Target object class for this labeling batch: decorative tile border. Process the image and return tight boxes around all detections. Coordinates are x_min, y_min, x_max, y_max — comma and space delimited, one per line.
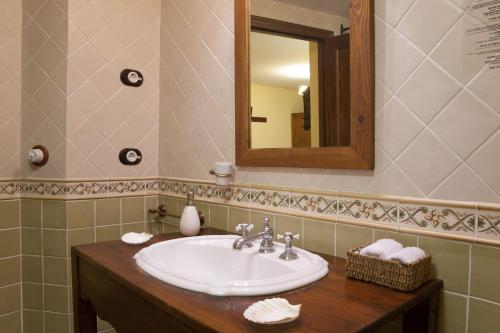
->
2, 177, 500, 245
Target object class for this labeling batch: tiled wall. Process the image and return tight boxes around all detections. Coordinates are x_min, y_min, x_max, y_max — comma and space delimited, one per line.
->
158, 0, 500, 205
20, 195, 162, 333
21, 0, 68, 178
66, 0, 160, 178
0, 200, 21, 332
0, 0, 21, 178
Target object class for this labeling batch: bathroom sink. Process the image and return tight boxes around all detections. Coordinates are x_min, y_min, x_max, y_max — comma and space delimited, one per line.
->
134, 235, 329, 296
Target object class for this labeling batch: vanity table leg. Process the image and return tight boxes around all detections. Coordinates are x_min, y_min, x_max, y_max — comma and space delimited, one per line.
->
75, 299, 97, 333
402, 293, 439, 333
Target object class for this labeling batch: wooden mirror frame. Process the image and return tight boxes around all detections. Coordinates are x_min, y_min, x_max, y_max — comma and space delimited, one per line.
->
235, 0, 375, 169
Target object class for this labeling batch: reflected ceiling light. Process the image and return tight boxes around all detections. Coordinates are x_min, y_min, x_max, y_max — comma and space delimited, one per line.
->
298, 85, 309, 96
277, 64, 310, 80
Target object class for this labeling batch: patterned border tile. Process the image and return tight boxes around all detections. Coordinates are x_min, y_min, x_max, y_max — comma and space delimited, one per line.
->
2, 177, 499, 244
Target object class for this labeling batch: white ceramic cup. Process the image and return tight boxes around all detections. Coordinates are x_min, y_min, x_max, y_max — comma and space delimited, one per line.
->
214, 162, 232, 175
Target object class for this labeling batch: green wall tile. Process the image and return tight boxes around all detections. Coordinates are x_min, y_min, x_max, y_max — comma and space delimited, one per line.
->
0, 257, 20, 287
210, 205, 228, 231
121, 197, 145, 223
0, 310, 21, 333
0, 284, 21, 314
0, 200, 20, 229
22, 283, 43, 310
250, 211, 273, 232
96, 225, 121, 242
96, 198, 120, 226
44, 257, 69, 285
335, 224, 373, 259
68, 228, 95, 254
44, 285, 69, 313
419, 237, 469, 294
0, 229, 20, 257
22, 200, 41, 228
21, 228, 40, 255
303, 219, 335, 255
437, 291, 467, 333
471, 245, 500, 303
67, 200, 94, 229
122, 222, 145, 234
44, 312, 69, 333
23, 309, 43, 333
163, 196, 178, 215
468, 298, 500, 333
21, 256, 42, 283
43, 229, 67, 258
42, 201, 67, 229
374, 230, 417, 247
275, 215, 303, 246
229, 208, 250, 233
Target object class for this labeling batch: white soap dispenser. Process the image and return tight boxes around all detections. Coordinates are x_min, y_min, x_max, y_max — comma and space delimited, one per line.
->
179, 191, 201, 236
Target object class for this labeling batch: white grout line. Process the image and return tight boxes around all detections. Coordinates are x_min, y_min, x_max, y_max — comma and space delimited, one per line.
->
465, 244, 472, 333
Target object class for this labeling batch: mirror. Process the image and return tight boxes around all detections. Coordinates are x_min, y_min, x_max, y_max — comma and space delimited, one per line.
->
250, 2, 351, 149
236, 0, 375, 169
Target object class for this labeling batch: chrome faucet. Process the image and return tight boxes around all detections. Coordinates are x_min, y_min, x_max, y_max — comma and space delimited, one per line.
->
232, 217, 275, 253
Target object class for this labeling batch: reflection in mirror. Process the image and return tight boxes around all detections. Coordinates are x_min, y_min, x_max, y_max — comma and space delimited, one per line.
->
250, 0, 351, 149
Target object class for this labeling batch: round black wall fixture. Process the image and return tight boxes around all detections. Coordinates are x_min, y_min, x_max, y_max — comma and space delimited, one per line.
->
119, 148, 142, 165
120, 69, 144, 87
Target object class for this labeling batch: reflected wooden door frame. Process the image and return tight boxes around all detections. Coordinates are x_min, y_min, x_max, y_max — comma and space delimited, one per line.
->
235, 0, 375, 169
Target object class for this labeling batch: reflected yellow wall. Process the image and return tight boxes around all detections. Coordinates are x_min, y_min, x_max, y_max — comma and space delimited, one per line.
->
309, 41, 320, 147
251, 84, 303, 149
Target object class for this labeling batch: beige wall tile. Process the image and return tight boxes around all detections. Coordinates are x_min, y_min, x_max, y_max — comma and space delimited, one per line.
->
0, 310, 21, 333
0, 257, 20, 287
419, 237, 470, 294
0, 284, 21, 314
21, 200, 41, 228
0, 229, 20, 257
21, 256, 42, 283
121, 197, 145, 224
335, 224, 373, 259
468, 298, 500, 333
275, 215, 303, 246
374, 230, 417, 247
23, 309, 43, 333
44, 257, 69, 286
67, 200, 94, 229
96, 198, 120, 226
42, 201, 67, 229
438, 291, 467, 333
210, 205, 228, 231
44, 285, 69, 313
22, 283, 43, 310
21, 228, 40, 255
471, 245, 500, 303
96, 225, 121, 243
43, 229, 67, 258
0, 200, 20, 229
303, 219, 335, 256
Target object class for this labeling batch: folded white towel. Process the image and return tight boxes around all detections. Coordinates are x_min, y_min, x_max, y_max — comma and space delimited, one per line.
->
387, 247, 426, 264
359, 239, 403, 260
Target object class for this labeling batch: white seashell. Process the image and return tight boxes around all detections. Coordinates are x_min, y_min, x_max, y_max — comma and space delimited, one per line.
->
121, 232, 153, 245
243, 298, 301, 324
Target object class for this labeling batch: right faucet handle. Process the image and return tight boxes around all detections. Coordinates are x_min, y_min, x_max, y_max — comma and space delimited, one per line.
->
277, 232, 300, 260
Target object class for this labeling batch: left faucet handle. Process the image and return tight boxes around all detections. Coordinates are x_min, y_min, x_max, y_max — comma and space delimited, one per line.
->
235, 223, 254, 233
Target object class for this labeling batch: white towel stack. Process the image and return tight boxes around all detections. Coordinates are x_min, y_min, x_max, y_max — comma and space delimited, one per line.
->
359, 239, 403, 260
387, 247, 426, 264
359, 239, 426, 264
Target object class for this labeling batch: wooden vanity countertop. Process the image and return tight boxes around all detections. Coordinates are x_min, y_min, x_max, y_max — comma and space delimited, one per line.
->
72, 228, 443, 333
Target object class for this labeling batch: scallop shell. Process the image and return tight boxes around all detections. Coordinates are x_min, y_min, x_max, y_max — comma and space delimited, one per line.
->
121, 232, 153, 245
243, 298, 301, 324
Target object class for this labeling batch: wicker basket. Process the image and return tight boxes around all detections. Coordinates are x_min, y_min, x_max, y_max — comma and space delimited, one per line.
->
345, 246, 432, 292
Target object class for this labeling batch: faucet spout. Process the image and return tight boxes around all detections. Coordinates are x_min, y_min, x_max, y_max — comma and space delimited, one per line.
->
232, 232, 264, 250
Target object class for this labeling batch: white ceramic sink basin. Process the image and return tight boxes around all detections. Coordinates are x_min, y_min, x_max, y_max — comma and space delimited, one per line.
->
134, 235, 329, 296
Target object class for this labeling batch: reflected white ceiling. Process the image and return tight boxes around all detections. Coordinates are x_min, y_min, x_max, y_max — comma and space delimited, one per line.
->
273, 0, 350, 18
251, 32, 311, 89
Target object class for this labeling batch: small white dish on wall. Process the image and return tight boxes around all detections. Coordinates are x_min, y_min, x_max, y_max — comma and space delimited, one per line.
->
243, 298, 301, 324
121, 232, 153, 245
